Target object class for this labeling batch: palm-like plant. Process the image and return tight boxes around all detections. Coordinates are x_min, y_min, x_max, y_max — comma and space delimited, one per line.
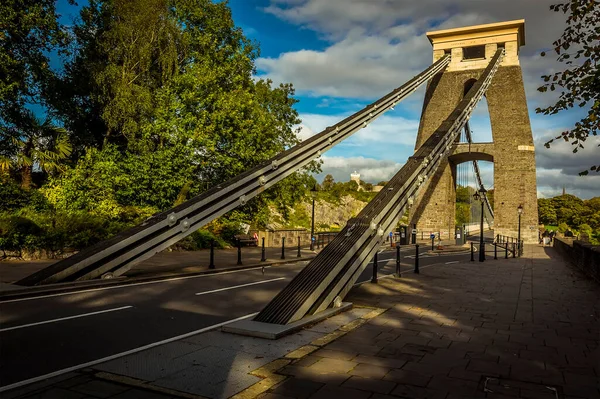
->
2, 110, 72, 189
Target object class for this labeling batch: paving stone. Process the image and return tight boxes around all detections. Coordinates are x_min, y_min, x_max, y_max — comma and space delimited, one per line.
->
341, 376, 396, 394
70, 380, 130, 398
21, 388, 87, 399
312, 349, 355, 361
353, 354, 406, 369
110, 389, 177, 399
293, 355, 322, 368
308, 384, 371, 399
271, 378, 324, 399
383, 369, 432, 387
391, 384, 448, 399
307, 358, 357, 374
466, 359, 510, 377
348, 363, 389, 379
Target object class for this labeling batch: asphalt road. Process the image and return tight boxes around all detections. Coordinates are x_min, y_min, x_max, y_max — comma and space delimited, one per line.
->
0, 245, 473, 390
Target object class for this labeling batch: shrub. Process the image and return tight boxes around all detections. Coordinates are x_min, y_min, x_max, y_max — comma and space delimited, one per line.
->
557, 222, 569, 233
0, 216, 44, 252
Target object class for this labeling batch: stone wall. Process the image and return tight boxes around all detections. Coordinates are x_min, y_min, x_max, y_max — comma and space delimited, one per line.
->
553, 238, 600, 283
256, 229, 311, 248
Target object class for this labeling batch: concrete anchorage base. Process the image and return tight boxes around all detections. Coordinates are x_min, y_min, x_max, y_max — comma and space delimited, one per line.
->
222, 302, 353, 339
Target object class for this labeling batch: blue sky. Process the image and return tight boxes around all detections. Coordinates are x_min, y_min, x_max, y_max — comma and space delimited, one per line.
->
226, 0, 599, 200
52, 0, 599, 199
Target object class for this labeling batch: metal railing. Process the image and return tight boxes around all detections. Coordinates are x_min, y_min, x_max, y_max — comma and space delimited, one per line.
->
18, 56, 452, 286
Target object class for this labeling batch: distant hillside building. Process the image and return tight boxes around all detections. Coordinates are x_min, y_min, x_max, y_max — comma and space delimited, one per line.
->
350, 171, 360, 184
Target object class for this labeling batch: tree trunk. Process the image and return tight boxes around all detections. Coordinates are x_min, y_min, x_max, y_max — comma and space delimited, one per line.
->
21, 165, 32, 190
21, 138, 34, 190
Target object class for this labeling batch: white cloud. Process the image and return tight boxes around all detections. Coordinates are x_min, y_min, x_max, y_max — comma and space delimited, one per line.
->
298, 112, 419, 148
316, 156, 403, 183
260, 0, 599, 199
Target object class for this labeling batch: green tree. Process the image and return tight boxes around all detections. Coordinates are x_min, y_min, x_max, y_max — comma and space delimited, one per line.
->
552, 194, 584, 225
455, 202, 470, 225
538, 198, 558, 225
1, 111, 72, 190
537, 1, 599, 174
0, 0, 69, 125
322, 174, 335, 190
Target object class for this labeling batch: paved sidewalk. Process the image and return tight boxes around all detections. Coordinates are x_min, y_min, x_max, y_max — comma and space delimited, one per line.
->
3, 244, 598, 398
263, 244, 600, 399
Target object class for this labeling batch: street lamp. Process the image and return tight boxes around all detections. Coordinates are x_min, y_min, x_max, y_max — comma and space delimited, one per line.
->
517, 204, 523, 254
310, 185, 317, 251
473, 187, 486, 262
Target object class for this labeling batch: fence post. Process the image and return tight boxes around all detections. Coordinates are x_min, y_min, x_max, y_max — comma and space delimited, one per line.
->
494, 243, 497, 260
297, 236, 301, 258
371, 251, 378, 283
414, 244, 420, 274
470, 242, 474, 262
505, 243, 508, 259
512, 242, 516, 258
237, 239, 242, 266
261, 237, 266, 262
281, 237, 286, 260
482, 242, 486, 261
396, 244, 401, 278
209, 240, 215, 269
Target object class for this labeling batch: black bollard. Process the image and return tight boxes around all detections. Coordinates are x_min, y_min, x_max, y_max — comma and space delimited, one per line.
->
494, 243, 497, 260
396, 244, 401, 278
209, 240, 215, 269
481, 242, 486, 262
281, 237, 286, 260
237, 239, 242, 266
261, 237, 266, 262
470, 242, 474, 262
431, 236, 435, 251
371, 251, 378, 283
297, 236, 301, 258
505, 242, 508, 259
414, 244, 420, 274
512, 243, 516, 258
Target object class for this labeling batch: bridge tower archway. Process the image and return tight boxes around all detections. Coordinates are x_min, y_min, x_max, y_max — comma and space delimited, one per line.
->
409, 20, 539, 243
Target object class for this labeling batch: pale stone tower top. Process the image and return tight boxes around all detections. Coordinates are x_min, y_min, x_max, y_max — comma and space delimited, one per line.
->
426, 19, 525, 70
350, 171, 360, 183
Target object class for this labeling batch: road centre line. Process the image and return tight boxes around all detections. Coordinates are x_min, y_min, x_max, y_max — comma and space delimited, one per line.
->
0, 306, 133, 333
195, 278, 285, 296
0, 264, 292, 304
0, 312, 258, 393
445, 261, 459, 264
0, 260, 452, 392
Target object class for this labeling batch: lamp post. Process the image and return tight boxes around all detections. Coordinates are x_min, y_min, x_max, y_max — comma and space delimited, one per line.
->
517, 204, 523, 255
310, 185, 317, 251
473, 187, 486, 262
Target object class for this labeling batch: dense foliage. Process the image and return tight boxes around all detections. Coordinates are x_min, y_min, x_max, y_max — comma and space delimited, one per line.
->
537, 0, 599, 174
538, 194, 600, 242
0, 0, 316, 256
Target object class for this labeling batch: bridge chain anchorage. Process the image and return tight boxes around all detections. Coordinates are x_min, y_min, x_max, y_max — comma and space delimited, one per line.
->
17, 55, 452, 286
254, 49, 505, 325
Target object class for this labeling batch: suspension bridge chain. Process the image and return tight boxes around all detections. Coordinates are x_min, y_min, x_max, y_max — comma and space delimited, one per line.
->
464, 121, 494, 220
17, 56, 451, 286
255, 49, 505, 325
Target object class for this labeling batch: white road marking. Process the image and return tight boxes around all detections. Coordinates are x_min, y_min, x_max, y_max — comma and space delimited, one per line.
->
195, 278, 285, 296
0, 312, 258, 393
0, 306, 133, 332
445, 261, 459, 264
0, 264, 293, 304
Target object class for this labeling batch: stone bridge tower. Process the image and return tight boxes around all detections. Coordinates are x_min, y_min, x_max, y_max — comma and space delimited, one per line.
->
410, 20, 539, 243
